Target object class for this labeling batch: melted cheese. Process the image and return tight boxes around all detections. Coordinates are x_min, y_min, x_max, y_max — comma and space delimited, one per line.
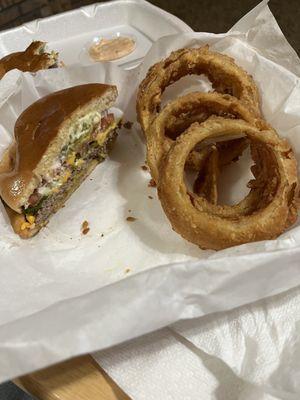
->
67, 152, 76, 166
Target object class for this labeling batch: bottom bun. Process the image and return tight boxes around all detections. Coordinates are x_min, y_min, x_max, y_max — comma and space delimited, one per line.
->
4, 158, 99, 239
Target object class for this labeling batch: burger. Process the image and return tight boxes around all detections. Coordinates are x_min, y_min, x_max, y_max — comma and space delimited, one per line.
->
0, 83, 119, 238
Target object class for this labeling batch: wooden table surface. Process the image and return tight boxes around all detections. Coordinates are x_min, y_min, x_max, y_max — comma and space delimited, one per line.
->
15, 355, 130, 400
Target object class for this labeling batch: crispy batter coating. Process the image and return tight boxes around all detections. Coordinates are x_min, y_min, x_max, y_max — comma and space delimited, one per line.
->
137, 45, 261, 134
193, 145, 219, 204
138, 47, 299, 250
146, 91, 264, 183
138, 46, 263, 201
158, 118, 299, 250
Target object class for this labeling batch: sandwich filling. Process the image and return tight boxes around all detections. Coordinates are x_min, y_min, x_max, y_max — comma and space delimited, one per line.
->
21, 111, 117, 230
38, 43, 59, 68
44, 51, 59, 69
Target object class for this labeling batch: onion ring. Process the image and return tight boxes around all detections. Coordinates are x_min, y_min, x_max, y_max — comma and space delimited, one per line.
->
158, 118, 299, 250
137, 45, 261, 134
146, 91, 264, 183
191, 142, 280, 218
193, 145, 219, 204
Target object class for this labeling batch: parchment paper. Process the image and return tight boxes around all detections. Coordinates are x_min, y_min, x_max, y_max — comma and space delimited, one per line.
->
0, 0, 300, 382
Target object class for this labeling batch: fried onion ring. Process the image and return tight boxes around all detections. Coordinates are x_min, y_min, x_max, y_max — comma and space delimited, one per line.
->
193, 145, 219, 204
146, 92, 265, 183
137, 46, 261, 134
158, 118, 299, 250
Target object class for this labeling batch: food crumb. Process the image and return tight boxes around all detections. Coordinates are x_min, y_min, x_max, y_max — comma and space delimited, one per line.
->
148, 195, 153, 199
126, 216, 137, 222
81, 220, 90, 235
101, 233, 104, 237
123, 121, 133, 129
141, 165, 148, 171
148, 178, 156, 187
125, 268, 131, 274
82, 220, 89, 229
128, 209, 132, 213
